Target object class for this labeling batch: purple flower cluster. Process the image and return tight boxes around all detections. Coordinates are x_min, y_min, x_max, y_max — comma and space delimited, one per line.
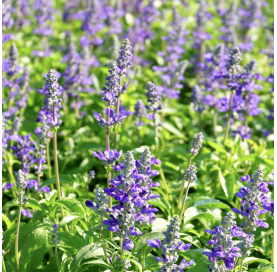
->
39, 70, 63, 133
134, 100, 146, 127
191, 85, 205, 113
9, 134, 37, 175
148, 215, 194, 271
103, 149, 160, 250
203, 212, 245, 271
232, 169, 270, 257
94, 39, 133, 129
127, 0, 159, 66
33, 0, 53, 36
92, 149, 122, 170
2, 0, 14, 44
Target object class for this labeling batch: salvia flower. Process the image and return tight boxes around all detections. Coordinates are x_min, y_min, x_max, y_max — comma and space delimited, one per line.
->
191, 85, 205, 113
7, 43, 19, 77
189, 132, 204, 157
88, 170, 95, 179
16, 169, 27, 195
51, 223, 60, 244
185, 165, 197, 183
134, 100, 146, 127
92, 149, 122, 170
9, 134, 37, 174
116, 38, 132, 78
148, 215, 194, 271
146, 81, 162, 109
203, 212, 245, 271
226, 47, 242, 77
104, 149, 160, 250
232, 169, 270, 257
85, 188, 110, 217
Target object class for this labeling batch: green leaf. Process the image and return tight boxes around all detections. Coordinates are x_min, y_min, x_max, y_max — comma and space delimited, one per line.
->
2, 214, 11, 229
20, 227, 48, 271
42, 174, 74, 186
212, 166, 233, 202
58, 232, 84, 250
81, 259, 110, 270
162, 122, 184, 138
243, 257, 270, 265
248, 264, 274, 272
70, 243, 104, 269
134, 232, 165, 251
180, 234, 201, 248
2, 198, 42, 211
186, 263, 209, 272
123, 257, 142, 272
192, 198, 231, 210
148, 198, 168, 214
206, 141, 226, 155
55, 199, 85, 216
151, 218, 168, 232
60, 213, 81, 226
183, 207, 215, 225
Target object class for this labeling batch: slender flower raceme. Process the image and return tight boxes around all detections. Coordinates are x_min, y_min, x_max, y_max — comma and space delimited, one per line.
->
134, 100, 146, 146
42, 69, 67, 230
15, 170, 27, 272
145, 81, 162, 149
191, 85, 205, 130
148, 215, 194, 272
203, 212, 245, 271
232, 169, 270, 259
177, 133, 203, 214
49, 223, 61, 271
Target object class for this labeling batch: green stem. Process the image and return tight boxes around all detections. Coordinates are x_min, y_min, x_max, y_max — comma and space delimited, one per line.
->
223, 93, 235, 146
55, 245, 61, 271
53, 132, 68, 232
153, 110, 159, 152
15, 195, 23, 272
179, 182, 191, 223
6, 159, 17, 198
239, 258, 244, 272
100, 216, 110, 264
2, 255, 6, 272
120, 238, 125, 272
213, 113, 217, 136
271, 233, 274, 263
199, 112, 202, 132
46, 141, 54, 191
159, 167, 171, 201
114, 95, 120, 150
137, 127, 141, 148
177, 158, 192, 211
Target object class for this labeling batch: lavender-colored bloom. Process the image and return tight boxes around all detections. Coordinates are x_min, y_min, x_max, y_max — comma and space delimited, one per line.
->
232, 169, 270, 257
16, 169, 27, 194
22, 209, 33, 218
3, 183, 14, 191
51, 223, 60, 244
203, 212, 245, 271
7, 43, 19, 77
9, 134, 37, 174
185, 165, 197, 183
85, 188, 110, 217
33, 0, 53, 36
43, 70, 63, 132
148, 215, 194, 271
191, 85, 205, 113
116, 38, 132, 78
145, 82, 162, 110
92, 149, 122, 168
233, 125, 253, 139
94, 107, 133, 129
104, 149, 160, 250
262, 129, 271, 136
88, 170, 95, 179
217, 95, 244, 113
189, 132, 203, 157
134, 100, 146, 127
226, 47, 242, 77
